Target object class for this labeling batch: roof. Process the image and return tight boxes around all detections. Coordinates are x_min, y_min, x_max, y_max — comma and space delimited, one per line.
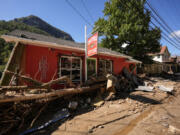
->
2, 30, 141, 63
148, 45, 169, 56
127, 58, 142, 64
160, 46, 167, 54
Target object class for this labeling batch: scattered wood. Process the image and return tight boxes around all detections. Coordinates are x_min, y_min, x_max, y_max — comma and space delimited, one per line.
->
42, 76, 75, 88
29, 103, 48, 128
5, 70, 42, 86
106, 74, 117, 100
106, 74, 117, 91
85, 75, 107, 85
0, 67, 144, 134
0, 43, 26, 86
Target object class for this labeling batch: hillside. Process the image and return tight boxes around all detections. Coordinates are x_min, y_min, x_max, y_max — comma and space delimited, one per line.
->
13, 15, 74, 41
0, 20, 50, 36
0, 15, 74, 41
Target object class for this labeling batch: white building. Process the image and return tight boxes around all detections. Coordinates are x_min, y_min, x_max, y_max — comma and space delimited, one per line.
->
152, 46, 171, 63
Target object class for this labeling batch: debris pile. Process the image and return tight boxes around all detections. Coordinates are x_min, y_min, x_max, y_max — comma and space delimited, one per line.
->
115, 68, 143, 93
0, 68, 177, 134
0, 70, 106, 134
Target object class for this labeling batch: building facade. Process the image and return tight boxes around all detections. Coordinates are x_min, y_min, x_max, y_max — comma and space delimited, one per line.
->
1, 30, 141, 87
152, 46, 171, 63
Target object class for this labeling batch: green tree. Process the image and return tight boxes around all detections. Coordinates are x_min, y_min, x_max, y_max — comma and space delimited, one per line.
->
93, 0, 161, 63
0, 38, 14, 77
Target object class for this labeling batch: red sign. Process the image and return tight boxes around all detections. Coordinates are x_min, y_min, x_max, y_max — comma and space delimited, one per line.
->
87, 32, 98, 57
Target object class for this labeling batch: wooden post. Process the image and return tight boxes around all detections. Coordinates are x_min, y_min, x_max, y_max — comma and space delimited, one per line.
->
0, 42, 25, 86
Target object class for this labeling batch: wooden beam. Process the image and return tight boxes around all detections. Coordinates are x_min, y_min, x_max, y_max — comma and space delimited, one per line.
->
0, 42, 25, 86
0, 85, 44, 91
0, 84, 105, 103
4, 70, 42, 86
42, 76, 75, 87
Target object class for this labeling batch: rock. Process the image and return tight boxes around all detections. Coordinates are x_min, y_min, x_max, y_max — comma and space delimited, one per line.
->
161, 116, 169, 120
118, 100, 125, 104
88, 129, 93, 133
68, 101, 78, 110
98, 125, 104, 128
162, 123, 169, 128
168, 125, 180, 134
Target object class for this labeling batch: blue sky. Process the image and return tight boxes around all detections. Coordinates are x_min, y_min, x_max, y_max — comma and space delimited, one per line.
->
0, 0, 180, 55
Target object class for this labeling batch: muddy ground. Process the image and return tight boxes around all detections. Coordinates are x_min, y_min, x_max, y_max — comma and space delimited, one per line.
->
17, 76, 180, 135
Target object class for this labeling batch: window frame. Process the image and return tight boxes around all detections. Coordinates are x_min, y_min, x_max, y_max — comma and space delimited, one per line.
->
59, 55, 82, 83
98, 59, 113, 75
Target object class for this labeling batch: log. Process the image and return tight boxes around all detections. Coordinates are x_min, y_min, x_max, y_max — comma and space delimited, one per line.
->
0, 83, 105, 103
0, 86, 44, 91
42, 76, 75, 87
5, 70, 42, 86
85, 76, 107, 85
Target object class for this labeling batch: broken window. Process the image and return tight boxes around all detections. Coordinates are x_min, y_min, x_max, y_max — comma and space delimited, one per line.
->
98, 59, 113, 75
59, 56, 82, 83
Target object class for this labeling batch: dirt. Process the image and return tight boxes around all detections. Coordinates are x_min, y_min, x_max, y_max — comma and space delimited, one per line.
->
17, 76, 180, 135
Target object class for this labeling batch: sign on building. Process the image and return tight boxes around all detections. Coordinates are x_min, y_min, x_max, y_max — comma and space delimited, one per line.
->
87, 32, 98, 57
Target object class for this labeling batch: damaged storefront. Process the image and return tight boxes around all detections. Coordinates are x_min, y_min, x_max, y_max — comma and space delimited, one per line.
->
0, 30, 141, 87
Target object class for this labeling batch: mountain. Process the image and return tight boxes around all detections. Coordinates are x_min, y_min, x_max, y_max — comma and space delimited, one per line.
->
13, 15, 74, 41
0, 20, 50, 36
0, 15, 74, 41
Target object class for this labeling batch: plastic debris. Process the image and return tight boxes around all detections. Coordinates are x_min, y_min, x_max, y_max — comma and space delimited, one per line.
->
158, 85, 174, 92
135, 86, 154, 92
19, 108, 70, 135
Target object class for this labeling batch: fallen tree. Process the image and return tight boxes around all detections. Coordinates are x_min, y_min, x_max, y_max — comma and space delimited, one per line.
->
0, 83, 105, 103
5, 70, 42, 86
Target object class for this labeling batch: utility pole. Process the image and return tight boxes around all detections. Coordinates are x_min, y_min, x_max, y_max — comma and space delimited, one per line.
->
85, 25, 87, 81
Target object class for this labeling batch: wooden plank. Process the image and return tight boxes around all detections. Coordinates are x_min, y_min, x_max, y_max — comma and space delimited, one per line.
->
0, 42, 25, 86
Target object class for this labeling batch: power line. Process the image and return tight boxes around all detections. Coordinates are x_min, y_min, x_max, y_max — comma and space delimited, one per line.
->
150, 22, 180, 50
150, 21, 180, 50
146, 8, 180, 45
81, 0, 94, 23
145, 0, 180, 44
121, 0, 180, 50
65, 0, 93, 27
